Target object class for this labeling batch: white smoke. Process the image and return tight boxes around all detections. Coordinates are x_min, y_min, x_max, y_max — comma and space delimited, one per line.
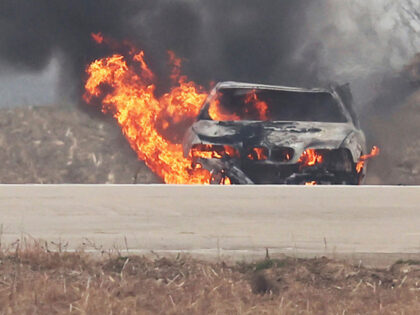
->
299, 0, 420, 105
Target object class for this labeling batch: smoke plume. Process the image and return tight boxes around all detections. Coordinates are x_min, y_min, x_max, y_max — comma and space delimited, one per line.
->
1, 0, 420, 184
0, 0, 326, 103
1, 0, 418, 105
0, 0, 143, 102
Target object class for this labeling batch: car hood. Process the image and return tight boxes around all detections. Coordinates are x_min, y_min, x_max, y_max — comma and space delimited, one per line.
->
191, 120, 355, 162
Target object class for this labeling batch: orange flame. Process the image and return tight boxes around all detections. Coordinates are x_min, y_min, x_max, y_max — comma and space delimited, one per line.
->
298, 149, 323, 167
209, 99, 240, 121
91, 32, 104, 44
244, 90, 269, 120
208, 89, 269, 121
190, 144, 239, 159
168, 50, 182, 83
221, 177, 232, 185
305, 181, 317, 186
356, 146, 380, 173
84, 42, 214, 184
247, 147, 268, 161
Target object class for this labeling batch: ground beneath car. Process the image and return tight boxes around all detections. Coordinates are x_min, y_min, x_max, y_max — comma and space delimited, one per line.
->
0, 245, 419, 314
0, 104, 419, 184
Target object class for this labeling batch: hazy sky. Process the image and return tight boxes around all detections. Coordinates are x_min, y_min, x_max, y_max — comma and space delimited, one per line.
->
0, 58, 59, 108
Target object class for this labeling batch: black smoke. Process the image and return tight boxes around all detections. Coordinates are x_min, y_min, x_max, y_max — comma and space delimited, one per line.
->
0, 0, 324, 103
0, 0, 147, 101
133, 0, 324, 87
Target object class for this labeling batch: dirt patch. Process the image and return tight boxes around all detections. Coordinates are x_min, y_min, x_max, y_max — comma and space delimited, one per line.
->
0, 244, 420, 314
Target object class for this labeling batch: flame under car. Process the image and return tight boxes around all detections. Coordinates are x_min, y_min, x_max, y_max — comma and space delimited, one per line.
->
183, 81, 370, 185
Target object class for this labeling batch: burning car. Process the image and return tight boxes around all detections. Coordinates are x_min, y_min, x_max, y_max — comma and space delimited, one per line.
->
183, 81, 374, 185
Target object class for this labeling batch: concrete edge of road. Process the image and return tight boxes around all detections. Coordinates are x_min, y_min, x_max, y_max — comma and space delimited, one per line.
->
1, 184, 420, 267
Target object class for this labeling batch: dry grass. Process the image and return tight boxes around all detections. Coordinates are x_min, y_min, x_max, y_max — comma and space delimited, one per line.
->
0, 106, 159, 184
2, 105, 420, 185
0, 243, 419, 314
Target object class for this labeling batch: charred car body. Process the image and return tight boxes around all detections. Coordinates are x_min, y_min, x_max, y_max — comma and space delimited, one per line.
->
183, 81, 367, 185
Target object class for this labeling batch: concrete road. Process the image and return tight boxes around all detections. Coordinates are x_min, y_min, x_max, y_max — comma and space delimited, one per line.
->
0, 185, 420, 263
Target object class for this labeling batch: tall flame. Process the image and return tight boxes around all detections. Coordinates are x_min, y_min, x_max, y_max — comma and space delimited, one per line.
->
84, 36, 277, 184
84, 35, 379, 185
84, 39, 212, 184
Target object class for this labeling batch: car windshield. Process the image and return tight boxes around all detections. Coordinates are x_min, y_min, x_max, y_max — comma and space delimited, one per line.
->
205, 88, 348, 123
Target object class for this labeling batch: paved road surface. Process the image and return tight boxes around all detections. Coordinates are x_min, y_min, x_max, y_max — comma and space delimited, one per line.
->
0, 185, 420, 263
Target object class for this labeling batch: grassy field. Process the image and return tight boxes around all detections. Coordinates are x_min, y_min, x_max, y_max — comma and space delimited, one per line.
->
1, 105, 420, 185
0, 243, 419, 314
0, 106, 159, 184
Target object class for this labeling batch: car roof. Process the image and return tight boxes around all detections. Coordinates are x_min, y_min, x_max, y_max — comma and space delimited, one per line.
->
216, 81, 332, 94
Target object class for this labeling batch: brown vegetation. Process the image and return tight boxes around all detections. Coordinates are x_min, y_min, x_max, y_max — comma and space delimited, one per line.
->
0, 243, 419, 314
0, 106, 159, 184
2, 104, 420, 185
